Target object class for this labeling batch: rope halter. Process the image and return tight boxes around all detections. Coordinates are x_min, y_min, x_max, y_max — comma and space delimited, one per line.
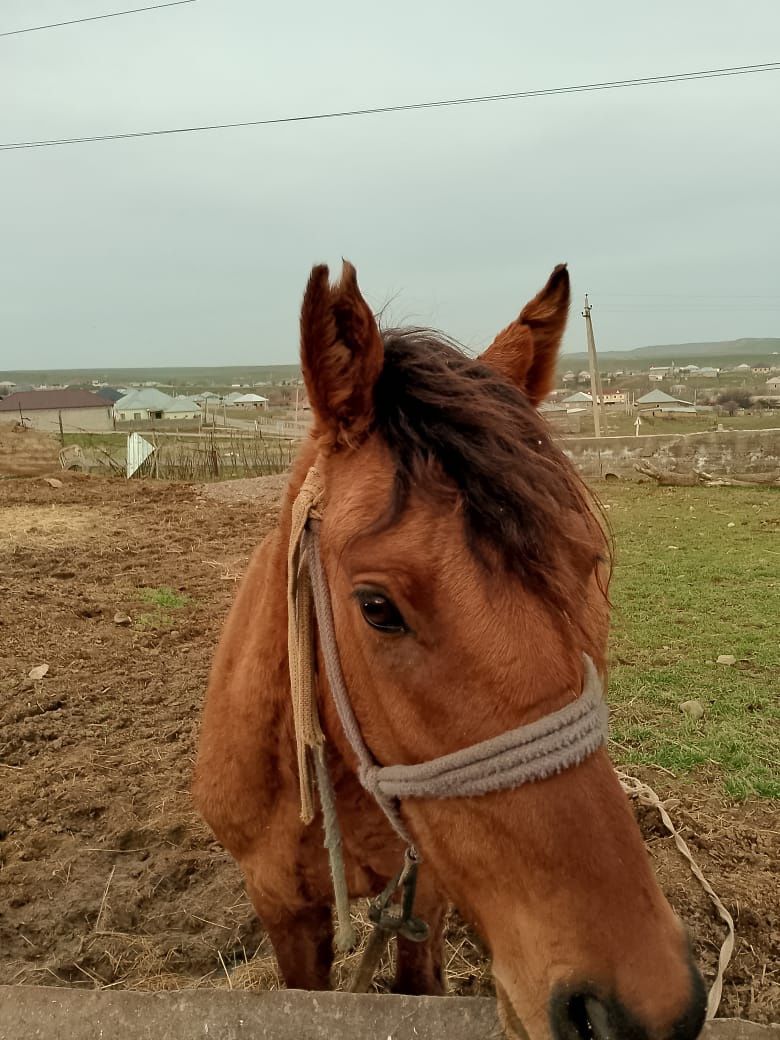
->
287, 464, 609, 950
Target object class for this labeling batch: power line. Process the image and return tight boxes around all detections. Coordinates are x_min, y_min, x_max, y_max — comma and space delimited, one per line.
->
0, 1, 197, 38
595, 292, 780, 300
1, 61, 778, 152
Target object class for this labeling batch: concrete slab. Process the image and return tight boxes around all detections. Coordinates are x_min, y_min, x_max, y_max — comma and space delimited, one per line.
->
0, 987, 776, 1040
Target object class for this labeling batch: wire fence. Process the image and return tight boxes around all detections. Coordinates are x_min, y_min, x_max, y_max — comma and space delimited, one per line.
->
51, 428, 299, 481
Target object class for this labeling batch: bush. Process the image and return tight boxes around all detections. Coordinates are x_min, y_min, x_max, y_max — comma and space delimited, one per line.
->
716, 390, 753, 411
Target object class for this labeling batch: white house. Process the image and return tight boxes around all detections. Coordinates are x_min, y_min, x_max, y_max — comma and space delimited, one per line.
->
164, 396, 201, 420
648, 367, 671, 382
233, 393, 269, 409
599, 390, 627, 406
114, 388, 174, 421
636, 389, 696, 414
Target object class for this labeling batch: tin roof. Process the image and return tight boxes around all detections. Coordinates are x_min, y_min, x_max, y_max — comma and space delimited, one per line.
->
0, 389, 108, 412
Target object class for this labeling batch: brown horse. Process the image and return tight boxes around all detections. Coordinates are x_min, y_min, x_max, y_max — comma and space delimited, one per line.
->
193, 262, 706, 1040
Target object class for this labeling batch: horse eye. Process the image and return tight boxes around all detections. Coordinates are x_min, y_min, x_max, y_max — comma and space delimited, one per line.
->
357, 592, 407, 634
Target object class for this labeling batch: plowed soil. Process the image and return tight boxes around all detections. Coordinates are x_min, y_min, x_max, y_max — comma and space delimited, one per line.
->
0, 474, 777, 1019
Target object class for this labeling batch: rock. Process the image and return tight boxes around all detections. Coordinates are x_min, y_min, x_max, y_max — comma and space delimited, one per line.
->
680, 699, 705, 721
44, 477, 63, 488
727, 522, 736, 528
716, 654, 736, 666
27, 664, 49, 681
113, 613, 132, 627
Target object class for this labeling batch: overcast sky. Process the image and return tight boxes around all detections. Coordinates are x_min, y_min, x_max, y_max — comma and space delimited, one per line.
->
2, 0, 779, 370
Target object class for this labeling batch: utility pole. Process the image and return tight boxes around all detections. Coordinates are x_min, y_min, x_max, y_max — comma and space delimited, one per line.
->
582, 295, 604, 438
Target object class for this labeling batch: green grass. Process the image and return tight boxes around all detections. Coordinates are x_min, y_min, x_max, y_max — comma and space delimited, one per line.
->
602, 482, 780, 799
136, 586, 191, 628
63, 432, 126, 450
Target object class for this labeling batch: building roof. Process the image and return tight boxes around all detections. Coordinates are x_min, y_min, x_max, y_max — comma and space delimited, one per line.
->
233, 393, 269, 403
637, 389, 693, 406
164, 396, 201, 412
0, 389, 108, 412
563, 391, 593, 404
96, 386, 123, 403
115, 388, 173, 411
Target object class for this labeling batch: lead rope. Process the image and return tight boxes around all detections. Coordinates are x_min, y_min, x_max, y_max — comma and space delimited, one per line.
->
287, 465, 325, 825
617, 772, 734, 1019
287, 466, 357, 952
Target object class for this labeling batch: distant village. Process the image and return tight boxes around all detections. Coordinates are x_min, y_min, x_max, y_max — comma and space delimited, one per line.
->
540, 359, 780, 434
0, 379, 307, 436
0, 357, 779, 438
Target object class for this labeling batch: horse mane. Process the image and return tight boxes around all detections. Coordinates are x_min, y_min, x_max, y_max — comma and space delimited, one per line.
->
372, 327, 610, 616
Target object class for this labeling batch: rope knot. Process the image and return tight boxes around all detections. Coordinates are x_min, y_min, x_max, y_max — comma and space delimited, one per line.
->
359, 763, 381, 795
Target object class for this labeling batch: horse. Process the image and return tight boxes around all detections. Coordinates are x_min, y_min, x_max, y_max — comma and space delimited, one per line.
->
193, 261, 706, 1040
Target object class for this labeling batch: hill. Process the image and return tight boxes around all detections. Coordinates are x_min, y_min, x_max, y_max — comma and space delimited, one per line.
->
0, 364, 301, 389
561, 337, 780, 369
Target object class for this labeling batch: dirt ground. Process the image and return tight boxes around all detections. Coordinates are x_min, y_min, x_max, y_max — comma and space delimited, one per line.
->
0, 474, 777, 1020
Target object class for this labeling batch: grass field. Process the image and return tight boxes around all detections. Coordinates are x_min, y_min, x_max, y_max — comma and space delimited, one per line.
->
578, 411, 780, 438
603, 482, 779, 799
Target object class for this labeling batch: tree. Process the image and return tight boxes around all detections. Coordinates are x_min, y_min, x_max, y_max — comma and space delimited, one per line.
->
716, 390, 752, 414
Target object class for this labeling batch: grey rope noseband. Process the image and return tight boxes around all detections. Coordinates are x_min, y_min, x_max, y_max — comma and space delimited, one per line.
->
303, 521, 608, 850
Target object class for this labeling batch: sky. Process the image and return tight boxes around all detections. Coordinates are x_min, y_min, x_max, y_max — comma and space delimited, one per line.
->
2, 0, 780, 369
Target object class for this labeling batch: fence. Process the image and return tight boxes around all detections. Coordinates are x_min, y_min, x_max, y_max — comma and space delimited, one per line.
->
56, 429, 299, 481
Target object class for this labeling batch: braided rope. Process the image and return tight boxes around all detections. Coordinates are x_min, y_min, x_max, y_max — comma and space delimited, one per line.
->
287, 465, 325, 825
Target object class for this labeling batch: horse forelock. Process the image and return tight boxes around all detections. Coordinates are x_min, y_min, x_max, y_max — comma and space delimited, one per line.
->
371, 327, 610, 619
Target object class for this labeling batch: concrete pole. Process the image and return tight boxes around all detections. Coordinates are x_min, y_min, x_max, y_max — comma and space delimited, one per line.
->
582, 295, 604, 438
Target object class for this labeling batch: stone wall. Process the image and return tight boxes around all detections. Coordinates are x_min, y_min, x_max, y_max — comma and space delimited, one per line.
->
1, 407, 114, 435
1, 987, 776, 1040
558, 428, 780, 479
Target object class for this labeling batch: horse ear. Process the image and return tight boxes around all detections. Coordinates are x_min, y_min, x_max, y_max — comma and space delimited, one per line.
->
480, 264, 570, 406
300, 261, 384, 446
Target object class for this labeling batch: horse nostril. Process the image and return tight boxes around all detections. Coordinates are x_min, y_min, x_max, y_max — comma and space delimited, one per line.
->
550, 991, 617, 1040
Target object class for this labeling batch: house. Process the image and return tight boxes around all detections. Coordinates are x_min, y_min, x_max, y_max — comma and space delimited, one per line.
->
648, 366, 670, 382
765, 377, 780, 392
538, 401, 581, 433
114, 389, 203, 422
114, 388, 175, 421
561, 370, 575, 384
733, 363, 751, 372
752, 366, 771, 376
636, 389, 696, 414
562, 391, 593, 411
599, 391, 627, 406
696, 367, 719, 378
164, 396, 201, 420
233, 393, 269, 409
0, 389, 113, 432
